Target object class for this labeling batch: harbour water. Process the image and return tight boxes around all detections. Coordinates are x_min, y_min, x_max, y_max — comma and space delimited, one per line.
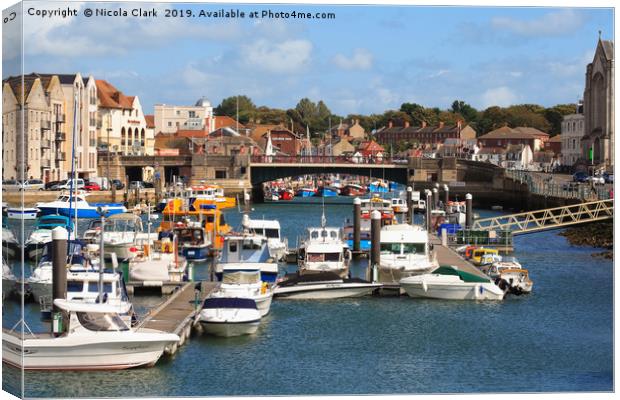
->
2, 196, 613, 396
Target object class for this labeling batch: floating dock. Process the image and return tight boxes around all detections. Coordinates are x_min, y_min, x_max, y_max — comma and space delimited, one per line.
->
136, 281, 217, 354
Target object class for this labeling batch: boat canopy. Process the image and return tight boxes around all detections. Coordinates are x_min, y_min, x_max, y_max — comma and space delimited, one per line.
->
202, 297, 257, 309
53, 298, 126, 314
433, 266, 490, 283
277, 271, 343, 287
36, 215, 73, 229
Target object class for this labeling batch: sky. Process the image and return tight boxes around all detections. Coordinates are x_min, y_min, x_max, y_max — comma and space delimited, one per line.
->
1, 1, 615, 117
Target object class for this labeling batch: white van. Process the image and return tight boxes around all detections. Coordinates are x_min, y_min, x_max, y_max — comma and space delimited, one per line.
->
57, 179, 85, 190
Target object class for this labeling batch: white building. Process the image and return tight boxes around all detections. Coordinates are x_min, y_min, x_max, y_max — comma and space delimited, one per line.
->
561, 112, 585, 166
154, 98, 215, 134
96, 79, 153, 156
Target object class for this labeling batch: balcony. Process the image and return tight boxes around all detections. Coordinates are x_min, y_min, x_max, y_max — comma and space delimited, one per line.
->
40, 139, 51, 148
55, 152, 66, 161
55, 132, 66, 141
56, 114, 66, 124
40, 159, 51, 168
40, 120, 51, 131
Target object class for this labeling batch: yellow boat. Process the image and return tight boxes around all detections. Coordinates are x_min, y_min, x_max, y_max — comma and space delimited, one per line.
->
188, 185, 236, 209
471, 248, 499, 266
161, 198, 231, 251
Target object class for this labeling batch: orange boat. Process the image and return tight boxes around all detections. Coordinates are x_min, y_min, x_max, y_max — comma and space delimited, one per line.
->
161, 198, 231, 251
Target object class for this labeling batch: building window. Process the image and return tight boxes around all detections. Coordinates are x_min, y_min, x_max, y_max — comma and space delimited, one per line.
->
189, 111, 196, 118
176, 110, 180, 115
168, 122, 172, 127
215, 170, 227, 179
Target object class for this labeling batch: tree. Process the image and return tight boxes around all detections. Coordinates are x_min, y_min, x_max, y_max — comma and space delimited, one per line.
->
544, 104, 577, 135
215, 95, 256, 124
450, 100, 478, 123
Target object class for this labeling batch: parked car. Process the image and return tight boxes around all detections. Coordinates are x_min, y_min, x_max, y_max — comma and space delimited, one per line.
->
111, 179, 125, 190
21, 179, 45, 191
587, 175, 605, 185
2, 179, 22, 191
143, 181, 154, 188
45, 180, 61, 190
129, 181, 145, 190
603, 172, 614, 184
572, 172, 589, 183
83, 182, 101, 191
55, 179, 85, 191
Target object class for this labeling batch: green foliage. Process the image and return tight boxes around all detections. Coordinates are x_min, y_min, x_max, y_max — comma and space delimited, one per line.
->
215, 95, 256, 124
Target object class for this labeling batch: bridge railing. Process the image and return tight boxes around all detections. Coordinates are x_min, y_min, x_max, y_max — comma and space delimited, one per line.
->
250, 155, 394, 164
472, 199, 613, 234
505, 169, 612, 201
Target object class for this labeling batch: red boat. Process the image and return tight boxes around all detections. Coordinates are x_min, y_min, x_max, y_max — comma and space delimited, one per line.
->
279, 189, 294, 201
341, 184, 367, 197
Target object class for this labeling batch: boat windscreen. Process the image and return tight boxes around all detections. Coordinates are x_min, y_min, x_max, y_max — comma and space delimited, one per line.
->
277, 271, 343, 287
222, 271, 260, 285
202, 297, 257, 309
77, 312, 129, 331
434, 266, 490, 283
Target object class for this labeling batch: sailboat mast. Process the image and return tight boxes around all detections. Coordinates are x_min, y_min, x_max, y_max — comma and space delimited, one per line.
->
68, 89, 79, 241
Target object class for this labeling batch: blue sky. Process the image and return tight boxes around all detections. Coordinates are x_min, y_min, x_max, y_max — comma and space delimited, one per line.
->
2, 2, 614, 116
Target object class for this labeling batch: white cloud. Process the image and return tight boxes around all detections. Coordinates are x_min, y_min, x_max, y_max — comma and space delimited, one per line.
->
481, 86, 518, 108
491, 9, 584, 37
428, 69, 450, 78
333, 48, 374, 70
509, 71, 523, 78
242, 39, 312, 73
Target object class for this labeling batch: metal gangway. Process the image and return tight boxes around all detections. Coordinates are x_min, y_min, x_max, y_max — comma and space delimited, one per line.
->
472, 199, 613, 235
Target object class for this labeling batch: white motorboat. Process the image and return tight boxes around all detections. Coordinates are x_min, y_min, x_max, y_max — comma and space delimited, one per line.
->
86, 213, 158, 261
212, 266, 273, 317
24, 215, 75, 260
274, 271, 382, 299
298, 221, 351, 278
199, 297, 261, 337
390, 197, 408, 214
129, 239, 188, 285
2, 258, 16, 298
217, 232, 279, 283
173, 221, 212, 261
483, 256, 533, 295
400, 265, 505, 300
241, 215, 288, 262
2, 299, 179, 370
378, 224, 438, 284
2, 220, 20, 260
6, 206, 38, 220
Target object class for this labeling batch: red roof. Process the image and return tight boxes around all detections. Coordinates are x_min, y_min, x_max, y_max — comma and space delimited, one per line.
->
96, 80, 135, 110
176, 129, 211, 138
357, 141, 385, 152
144, 115, 155, 128
214, 116, 244, 130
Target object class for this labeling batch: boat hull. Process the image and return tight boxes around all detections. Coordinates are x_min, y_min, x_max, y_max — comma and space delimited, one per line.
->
7, 208, 38, 220
274, 283, 381, 299
199, 307, 261, 337
182, 245, 210, 261
2, 331, 177, 370
400, 281, 504, 300
38, 204, 126, 219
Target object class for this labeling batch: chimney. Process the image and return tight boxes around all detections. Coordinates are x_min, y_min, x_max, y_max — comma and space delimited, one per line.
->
438, 121, 445, 129
404, 120, 410, 128
457, 119, 463, 129
421, 121, 427, 128
388, 120, 393, 129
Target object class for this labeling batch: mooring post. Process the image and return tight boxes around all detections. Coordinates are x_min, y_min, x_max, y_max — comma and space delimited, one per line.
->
441, 227, 448, 246
370, 210, 381, 282
465, 193, 473, 229
406, 186, 413, 224
52, 226, 68, 334
432, 187, 439, 210
353, 197, 361, 257
426, 190, 433, 233
443, 184, 449, 209
243, 189, 250, 214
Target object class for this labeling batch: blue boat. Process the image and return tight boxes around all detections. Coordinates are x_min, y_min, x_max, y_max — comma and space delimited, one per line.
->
368, 181, 389, 193
36, 193, 126, 218
174, 224, 211, 261
317, 186, 339, 197
296, 188, 316, 197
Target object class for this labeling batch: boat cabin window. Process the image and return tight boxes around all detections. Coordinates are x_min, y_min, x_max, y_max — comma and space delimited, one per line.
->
311, 231, 319, 239
229, 242, 238, 253
87, 282, 113, 293
380, 243, 426, 254
242, 239, 261, 250
308, 252, 341, 262
219, 214, 226, 226
205, 215, 215, 223
264, 228, 279, 239
67, 282, 84, 292
77, 312, 129, 332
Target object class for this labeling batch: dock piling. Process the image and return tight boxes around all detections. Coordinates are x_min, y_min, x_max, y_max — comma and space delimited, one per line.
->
370, 210, 381, 282
443, 184, 449, 209
51, 226, 68, 333
353, 197, 361, 256
425, 190, 433, 233
406, 186, 413, 224
432, 187, 439, 210
465, 193, 473, 229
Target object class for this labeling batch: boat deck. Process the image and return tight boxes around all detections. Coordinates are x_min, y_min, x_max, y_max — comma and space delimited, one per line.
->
136, 281, 217, 353
429, 235, 487, 278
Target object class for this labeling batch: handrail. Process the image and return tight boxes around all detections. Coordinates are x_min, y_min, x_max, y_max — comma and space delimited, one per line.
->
472, 199, 613, 235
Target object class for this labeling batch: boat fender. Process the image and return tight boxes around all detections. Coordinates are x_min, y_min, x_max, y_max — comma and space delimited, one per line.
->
474, 284, 481, 300
422, 279, 428, 293
261, 282, 267, 294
